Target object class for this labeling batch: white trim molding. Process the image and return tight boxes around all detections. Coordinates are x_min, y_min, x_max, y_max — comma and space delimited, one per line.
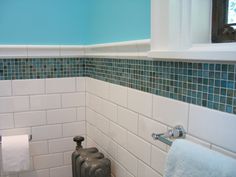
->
84, 39, 150, 59
0, 40, 150, 59
0, 45, 28, 58
1, 40, 236, 62
149, 43, 236, 62
0, 45, 85, 58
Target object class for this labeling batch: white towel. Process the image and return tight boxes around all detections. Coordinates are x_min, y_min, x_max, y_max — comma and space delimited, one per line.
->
1, 135, 30, 172
164, 139, 236, 177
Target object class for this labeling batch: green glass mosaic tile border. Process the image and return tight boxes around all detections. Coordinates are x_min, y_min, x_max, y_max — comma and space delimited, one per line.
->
85, 58, 236, 115
0, 58, 85, 80
0, 57, 235, 115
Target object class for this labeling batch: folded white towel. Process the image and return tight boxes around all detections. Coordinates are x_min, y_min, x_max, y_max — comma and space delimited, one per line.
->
164, 139, 236, 177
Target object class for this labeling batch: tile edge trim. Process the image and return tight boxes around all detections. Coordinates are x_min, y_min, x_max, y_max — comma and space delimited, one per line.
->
0, 39, 150, 59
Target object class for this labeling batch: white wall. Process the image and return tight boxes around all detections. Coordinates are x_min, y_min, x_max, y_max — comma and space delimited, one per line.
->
0, 77, 236, 177
0, 77, 86, 177
86, 78, 236, 177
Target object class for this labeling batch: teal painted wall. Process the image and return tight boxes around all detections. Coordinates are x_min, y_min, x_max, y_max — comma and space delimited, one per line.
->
0, 0, 87, 45
0, 0, 150, 45
84, 0, 151, 44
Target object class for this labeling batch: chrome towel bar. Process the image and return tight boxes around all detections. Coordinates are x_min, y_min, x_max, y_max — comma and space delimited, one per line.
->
0, 135, 32, 144
152, 125, 186, 146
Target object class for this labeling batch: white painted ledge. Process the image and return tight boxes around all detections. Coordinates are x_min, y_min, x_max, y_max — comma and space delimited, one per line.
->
0, 39, 150, 59
0, 45, 85, 58
0, 45, 28, 58
1, 40, 235, 62
149, 43, 236, 62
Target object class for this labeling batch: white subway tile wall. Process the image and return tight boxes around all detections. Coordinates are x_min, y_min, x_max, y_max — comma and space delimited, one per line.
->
86, 78, 236, 177
0, 78, 86, 177
0, 77, 236, 177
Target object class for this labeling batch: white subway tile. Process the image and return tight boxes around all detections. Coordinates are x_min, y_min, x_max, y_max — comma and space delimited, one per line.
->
127, 88, 152, 118
117, 145, 138, 176
12, 79, 44, 95
0, 113, 14, 129
62, 93, 85, 108
153, 95, 189, 128
27, 46, 60, 57
86, 108, 97, 126
86, 133, 98, 148
0, 127, 31, 136
111, 160, 126, 177
96, 113, 110, 135
77, 107, 85, 121
63, 151, 73, 165
189, 104, 236, 152
101, 99, 117, 122
30, 141, 48, 155
32, 125, 62, 141
109, 83, 127, 107
85, 93, 89, 107
50, 165, 72, 177
138, 160, 162, 177
186, 134, 211, 148
14, 111, 46, 128
102, 136, 118, 159
33, 153, 63, 169
47, 108, 76, 124
87, 93, 116, 121
92, 128, 107, 148
127, 132, 151, 165
19, 169, 49, 177
151, 145, 167, 175
126, 171, 135, 177
0, 96, 29, 113
86, 78, 110, 100
62, 121, 85, 137
0, 80, 12, 96
138, 115, 167, 151
86, 123, 95, 140
86, 93, 102, 112
211, 145, 236, 159
49, 137, 74, 153
117, 107, 138, 134
30, 94, 61, 110
46, 78, 76, 93
109, 122, 127, 147
76, 77, 86, 92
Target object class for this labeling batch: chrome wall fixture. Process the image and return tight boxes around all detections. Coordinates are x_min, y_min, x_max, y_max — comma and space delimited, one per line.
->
152, 125, 186, 146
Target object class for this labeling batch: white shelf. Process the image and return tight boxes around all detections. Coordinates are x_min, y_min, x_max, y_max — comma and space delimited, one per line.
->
149, 43, 236, 62
0, 40, 150, 59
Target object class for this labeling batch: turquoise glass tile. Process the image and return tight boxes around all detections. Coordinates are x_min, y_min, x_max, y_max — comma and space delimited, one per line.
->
84, 58, 236, 115
0, 58, 86, 80
0, 57, 235, 115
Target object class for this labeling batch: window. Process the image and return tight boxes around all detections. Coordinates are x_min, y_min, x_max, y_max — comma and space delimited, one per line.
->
212, 0, 236, 43
150, 0, 236, 61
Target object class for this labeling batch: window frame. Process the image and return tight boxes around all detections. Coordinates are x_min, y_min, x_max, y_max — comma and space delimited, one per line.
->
149, 0, 236, 61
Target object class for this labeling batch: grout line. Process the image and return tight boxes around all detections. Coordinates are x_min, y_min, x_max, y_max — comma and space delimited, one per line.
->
87, 125, 163, 177
86, 96, 168, 152
186, 103, 190, 133
87, 90, 174, 128
86, 107, 162, 163
84, 78, 88, 147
